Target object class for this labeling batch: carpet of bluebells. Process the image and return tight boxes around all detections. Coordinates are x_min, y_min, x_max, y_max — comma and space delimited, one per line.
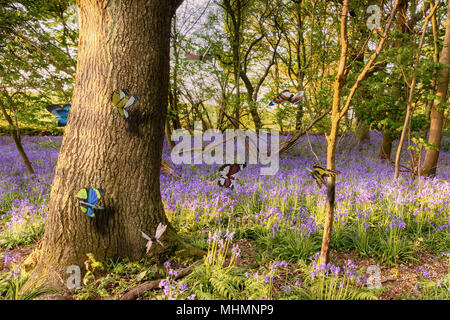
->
0, 132, 449, 300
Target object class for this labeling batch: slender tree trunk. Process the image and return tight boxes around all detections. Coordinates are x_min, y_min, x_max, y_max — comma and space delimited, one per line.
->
319, 0, 399, 264
319, 0, 349, 265
394, 1, 439, 179
29, 0, 201, 290
378, 0, 407, 161
421, 3, 450, 176
0, 98, 35, 174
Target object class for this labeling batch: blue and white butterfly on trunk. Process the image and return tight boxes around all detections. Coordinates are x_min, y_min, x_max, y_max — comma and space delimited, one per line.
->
76, 188, 104, 218
140, 223, 167, 253
46, 104, 71, 126
111, 89, 142, 119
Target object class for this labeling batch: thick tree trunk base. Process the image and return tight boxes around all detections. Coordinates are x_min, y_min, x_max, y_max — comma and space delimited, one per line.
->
27, 228, 204, 296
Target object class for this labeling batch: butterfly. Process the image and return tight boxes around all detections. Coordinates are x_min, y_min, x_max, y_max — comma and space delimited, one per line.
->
46, 104, 71, 126
76, 187, 104, 218
217, 163, 246, 190
184, 53, 214, 62
140, 223, 167, 253
269, 90, 304, 106
111, 89, 141, 119
306, 164, 341, 188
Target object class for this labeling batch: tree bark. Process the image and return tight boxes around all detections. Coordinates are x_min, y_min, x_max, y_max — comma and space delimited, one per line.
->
378, 129, 393, 160
421, 2, 450, 176
319, 0, 349, 266
394, 1, 440, 179
319, 0, 399, 265
355, 119, 370, 144
29, 0, 202, 290
0, 97, 35, 175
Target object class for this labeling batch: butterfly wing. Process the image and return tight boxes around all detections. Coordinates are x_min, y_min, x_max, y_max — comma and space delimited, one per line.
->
313, 165, 341, 177
123, 94, 141, 110
227, 164, 243, 179
76, 188, 88, 202
141, 230, 152, 241
86, 207, 95, 218
184, 53, 200, 61
289, 91, 304, 105
57, 118, 68, 127
269, 90, 292, 106
311, 171, 325, 187
155, 223, 167, 239
111, 90, 121, 106
217, 177, 227, 187
46, 104, 62, 116
87, 188, 104, 209
146, 241, 152, 253
78, 202, 88, 214
76, 188, 89, 213
218, 164, 231, 178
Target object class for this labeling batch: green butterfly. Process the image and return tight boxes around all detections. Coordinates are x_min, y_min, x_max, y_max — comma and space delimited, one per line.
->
111, 89, 141, 119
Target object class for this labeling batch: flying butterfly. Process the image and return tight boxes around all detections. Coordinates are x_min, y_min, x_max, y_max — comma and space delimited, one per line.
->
111, 89, 141, 119
184, 44, 214, 63
306, 164, 341, 188
141, 223, 167, 253
217, 163, 246, 190
184, 53, 214, 62
268, 90, 304, 106
76, 187, 104, 218
46, 104, 71, 127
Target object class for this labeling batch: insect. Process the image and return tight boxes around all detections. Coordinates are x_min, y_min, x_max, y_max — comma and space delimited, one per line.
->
76, 188, 104, 218
269, 90, 304, 106
306, 164, 341, 188
46, 104, 71, 127
217, 163, 246, 190
184, 53, 214, 62
111, 89, 141, 119
141, 223, 167, 253
184, 44, 214, 63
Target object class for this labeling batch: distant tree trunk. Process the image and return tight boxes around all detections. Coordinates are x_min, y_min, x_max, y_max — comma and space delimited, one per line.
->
29, 0, 201, 290
294, 0, 306, 130
378, 129, 393, 160
0, 97, 34, 175
379, 0, 407, 161
421, 3, 450, 176
355, 119, 370, 144
165, 116, 175, 149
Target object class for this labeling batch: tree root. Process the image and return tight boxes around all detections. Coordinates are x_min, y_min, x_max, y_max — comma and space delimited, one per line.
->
119, 259, 202, 300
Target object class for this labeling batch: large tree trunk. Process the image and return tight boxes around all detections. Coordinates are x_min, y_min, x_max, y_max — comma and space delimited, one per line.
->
421, 3, 450, 176
29, 0, 200, 290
